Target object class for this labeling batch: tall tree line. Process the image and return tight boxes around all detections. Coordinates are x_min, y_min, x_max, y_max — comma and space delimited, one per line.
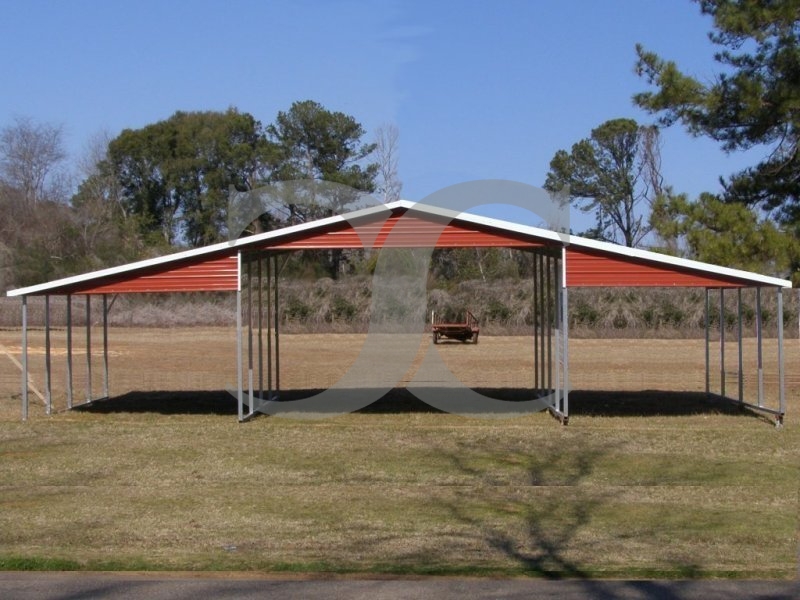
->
633, 0, 800, 281
0, 101, 384, 289
545, 0, 800, 283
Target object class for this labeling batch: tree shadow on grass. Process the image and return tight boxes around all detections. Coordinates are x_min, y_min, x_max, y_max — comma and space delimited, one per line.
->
73, 387, 767, 420
433, 441, 716, 598
441, 443, 609, 579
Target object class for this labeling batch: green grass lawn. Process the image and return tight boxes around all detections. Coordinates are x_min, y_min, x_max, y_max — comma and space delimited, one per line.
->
0, 405, 797, 578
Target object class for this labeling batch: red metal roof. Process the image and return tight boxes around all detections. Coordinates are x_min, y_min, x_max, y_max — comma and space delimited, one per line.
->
269, 214, 543, 250
53, 254, 240, 295
565, 247, 748, 288
5, 200, 791, 297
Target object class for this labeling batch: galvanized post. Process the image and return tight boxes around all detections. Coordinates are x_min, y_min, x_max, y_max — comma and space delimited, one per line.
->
539, 253, 546, 399
267, 255, 272, 399
737, 288, 743, 405
236, 251, 244, 421
545, 254, 552, 399
533, 253, 539, 395
274, 254, 280, 394
777, 288, 785, 421
554, 261, 561, 413
66, 294, 73, 410
102, 294, 109, 399
257, 256, 264, 401
44, 295, 52, 415
719, 289, 725, 399
756, 287, 764, 407
86, 296, 92, 403
247, 256, 254, 414
704, 288, 710, 396
561, 246, 569, 422
236, 289, 243, 422
21, 297, 28, 421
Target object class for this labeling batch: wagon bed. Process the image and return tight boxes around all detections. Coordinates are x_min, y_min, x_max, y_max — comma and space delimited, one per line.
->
431, 310, 479, 344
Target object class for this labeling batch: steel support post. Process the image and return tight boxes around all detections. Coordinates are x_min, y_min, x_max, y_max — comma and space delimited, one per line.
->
66, 294, 73, 409
756, 287, 764, 407
85, 296, 92, 403
720, 289, 725, 399
267, 255, 273, 399
561, 246, 569, 422
236, 286, 243, 422
247, 257, 254, 415
539, 255, 555, 398
777, 288, 785, 422
704, 289, 710, 396
102, 294, 109, 399
257, 257, 264, 401
533, 251, 539, 393
44, 295, 52, 415
21, 297, 28, 421
274, 254, 280, 394
554, 263, 561, 413
538, 253, 546, 398
737, 289, 743, 405
545, 254, 552, 398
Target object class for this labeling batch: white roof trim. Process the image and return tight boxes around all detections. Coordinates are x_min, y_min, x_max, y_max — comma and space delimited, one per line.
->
407, 202, 791, 288
6, 202, 400, 297
562, 233, 791, 288
6, 199, 791, 296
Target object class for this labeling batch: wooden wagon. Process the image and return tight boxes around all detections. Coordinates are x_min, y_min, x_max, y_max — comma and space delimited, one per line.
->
431, 310, 480, 344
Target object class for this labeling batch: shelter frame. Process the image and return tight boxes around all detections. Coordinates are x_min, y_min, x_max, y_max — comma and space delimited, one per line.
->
237, 250, 282, 421
703, 286, 786, 426
22, 293, 113, 418
9, 199, 791, 426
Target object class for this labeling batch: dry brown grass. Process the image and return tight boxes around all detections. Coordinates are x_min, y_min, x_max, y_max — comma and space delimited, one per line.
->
0, 328, 798, 577
3, 283, 796, 337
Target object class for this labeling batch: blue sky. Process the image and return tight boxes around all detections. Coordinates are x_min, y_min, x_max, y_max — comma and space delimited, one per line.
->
0, 0, 761, 232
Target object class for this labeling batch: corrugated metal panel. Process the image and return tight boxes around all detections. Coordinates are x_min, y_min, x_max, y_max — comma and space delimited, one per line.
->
8, 199, 789, 298
566, 247, 748, 288
56, 254, 239, 295
270, 214, 544, 249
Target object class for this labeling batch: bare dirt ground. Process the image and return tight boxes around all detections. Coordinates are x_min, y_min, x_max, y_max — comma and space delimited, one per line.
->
0, 328, 795, 419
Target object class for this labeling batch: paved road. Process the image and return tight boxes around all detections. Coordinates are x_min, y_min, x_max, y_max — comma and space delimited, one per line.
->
1, 573, 798, 600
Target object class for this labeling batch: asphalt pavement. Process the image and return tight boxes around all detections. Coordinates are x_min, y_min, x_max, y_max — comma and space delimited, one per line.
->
0, 573, 798, 600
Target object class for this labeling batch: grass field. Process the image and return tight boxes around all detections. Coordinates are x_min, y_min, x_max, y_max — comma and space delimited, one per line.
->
0, 328, 798, 578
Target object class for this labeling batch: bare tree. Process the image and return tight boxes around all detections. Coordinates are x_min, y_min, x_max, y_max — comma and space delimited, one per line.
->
74, 129, 131, 217
374, 123, 402, 202
76, 129, 112, 180
0, 116, 68, 204
545, 119, 665, 247
639, 124, 664, 201
72, 130, 126, 253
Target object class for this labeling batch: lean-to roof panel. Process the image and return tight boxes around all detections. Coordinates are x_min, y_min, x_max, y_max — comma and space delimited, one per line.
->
566, 247, 750, 287
22, 254, 239, 295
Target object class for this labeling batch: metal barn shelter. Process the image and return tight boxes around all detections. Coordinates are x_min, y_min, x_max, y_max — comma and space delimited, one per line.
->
6, 200, 792, 424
